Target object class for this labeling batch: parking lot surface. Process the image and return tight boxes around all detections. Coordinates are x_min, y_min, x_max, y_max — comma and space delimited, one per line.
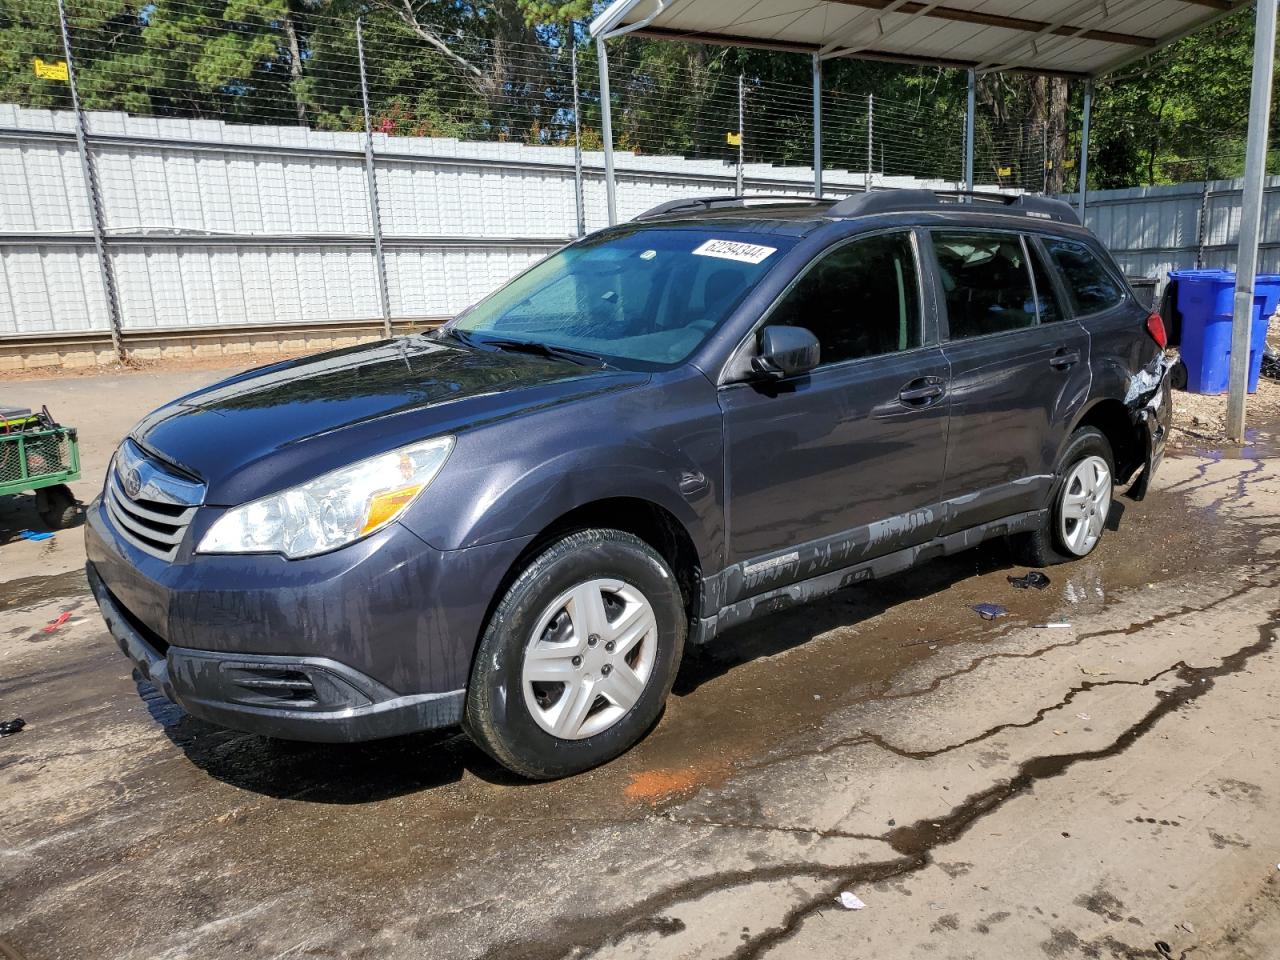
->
2, 368, 1279, 960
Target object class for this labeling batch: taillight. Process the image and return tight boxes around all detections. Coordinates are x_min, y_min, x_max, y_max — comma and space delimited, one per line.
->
1145, 312, 1167, 349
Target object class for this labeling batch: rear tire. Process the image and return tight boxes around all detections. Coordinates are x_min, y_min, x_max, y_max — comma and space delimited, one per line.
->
36, 484, 78, 530
464, 529, 686, 780
1010, 427, 1115, 567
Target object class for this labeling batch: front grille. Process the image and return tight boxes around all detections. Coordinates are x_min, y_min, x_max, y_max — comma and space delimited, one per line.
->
105, 441, 204, 561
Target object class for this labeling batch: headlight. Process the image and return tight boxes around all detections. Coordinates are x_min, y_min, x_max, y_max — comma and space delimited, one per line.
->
197, 436, 454, 559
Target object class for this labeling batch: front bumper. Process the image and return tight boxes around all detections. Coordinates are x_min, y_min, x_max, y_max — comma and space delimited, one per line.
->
84, 494, 533, 742
88, 563, 465, 742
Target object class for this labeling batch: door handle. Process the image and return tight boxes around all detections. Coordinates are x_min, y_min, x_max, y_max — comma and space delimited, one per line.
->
1049, 349, 1081, 370
898, 380, 945, 405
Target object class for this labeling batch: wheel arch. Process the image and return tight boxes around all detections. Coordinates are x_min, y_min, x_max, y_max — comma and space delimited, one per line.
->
481, 497, 704, 659
1066, 397, 1142, 483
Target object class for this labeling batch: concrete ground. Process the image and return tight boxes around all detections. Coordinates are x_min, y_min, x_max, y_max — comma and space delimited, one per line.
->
2, 367, 1279, 960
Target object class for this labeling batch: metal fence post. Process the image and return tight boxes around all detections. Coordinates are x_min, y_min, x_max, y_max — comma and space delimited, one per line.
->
736, 73, 745, 197
1042, 123, 1048, 194
1226, 0, 1278, 440
57, 0, 125, 363
356, 17, 392, 338
571, 34, 586, 237
865, 93, 873, 192
812, 54, 822, 198
1077, 79, 1093, 223
963, 68, 975, 192
1196, 161, 1211, 269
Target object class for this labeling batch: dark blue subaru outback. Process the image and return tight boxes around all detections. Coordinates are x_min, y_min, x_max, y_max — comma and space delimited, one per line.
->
86, 190, 1171, 779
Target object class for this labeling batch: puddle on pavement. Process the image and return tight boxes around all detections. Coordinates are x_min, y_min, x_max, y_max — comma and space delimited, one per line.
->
0, 568, 88, 611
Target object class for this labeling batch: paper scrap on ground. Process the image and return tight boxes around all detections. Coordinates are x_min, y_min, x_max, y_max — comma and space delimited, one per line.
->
837, 892, 866, 910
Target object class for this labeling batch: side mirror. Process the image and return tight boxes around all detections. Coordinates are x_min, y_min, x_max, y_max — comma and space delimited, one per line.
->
752, 325, 820, 380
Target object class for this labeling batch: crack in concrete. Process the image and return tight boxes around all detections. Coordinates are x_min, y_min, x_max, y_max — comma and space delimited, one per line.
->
655, 812, 886, 844
722, 570, 1279, 780
726, 611, 1279, 960
482, 608, 1278, 960
860, 662, 1186, 762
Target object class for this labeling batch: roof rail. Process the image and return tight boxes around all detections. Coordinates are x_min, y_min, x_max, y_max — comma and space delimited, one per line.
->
632, 194, 829, 222
828, 189, 1080, 225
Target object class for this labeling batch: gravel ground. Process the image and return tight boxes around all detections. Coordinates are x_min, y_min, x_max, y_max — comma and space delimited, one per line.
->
1172, 374, 1280, 444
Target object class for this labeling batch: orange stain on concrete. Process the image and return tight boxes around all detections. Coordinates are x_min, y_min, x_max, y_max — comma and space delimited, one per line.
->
623, 763, 729, 803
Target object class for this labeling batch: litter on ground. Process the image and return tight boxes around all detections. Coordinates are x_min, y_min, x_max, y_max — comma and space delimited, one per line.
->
44, 611, 72, 633
0, 718, 26, 737
1007, 571, 1051, 590
972, 603, 1008, 620
837, 892, 866, 910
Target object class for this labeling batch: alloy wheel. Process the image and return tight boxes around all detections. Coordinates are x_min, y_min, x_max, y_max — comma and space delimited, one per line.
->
521, 578, 658, 740
1059, 455, 1112, 556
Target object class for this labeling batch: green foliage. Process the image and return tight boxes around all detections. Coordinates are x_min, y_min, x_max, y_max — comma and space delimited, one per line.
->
1090, 13, 1264, 185
0, 0, 1265, 188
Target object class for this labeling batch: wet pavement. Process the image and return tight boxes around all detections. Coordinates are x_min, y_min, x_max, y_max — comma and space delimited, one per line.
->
2, 371, 1280, 960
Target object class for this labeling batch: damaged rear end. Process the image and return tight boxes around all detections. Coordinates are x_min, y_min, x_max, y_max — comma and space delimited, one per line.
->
1124, 313, 1175, 501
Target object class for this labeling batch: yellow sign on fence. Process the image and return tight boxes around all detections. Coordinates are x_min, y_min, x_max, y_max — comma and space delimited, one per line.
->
33, 58, 69, 81
726, 132, 742, 146
997, 166, 1012, 177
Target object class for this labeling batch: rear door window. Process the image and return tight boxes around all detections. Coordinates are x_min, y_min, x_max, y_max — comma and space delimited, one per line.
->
764, 231, 922, 365
932, 231, 1037, 339
1043, 238, 1126, 315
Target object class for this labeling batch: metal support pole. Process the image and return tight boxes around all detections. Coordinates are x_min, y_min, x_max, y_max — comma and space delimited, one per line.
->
58, 0, 125, 363
812, 54, 823, 198
1226, 0, 1278, 440
355, 18, 392, 338
736, 73, 745, 197
865, 93, 874, 192
571, 34, 586, 236
963, 68, 975, 192
1078, 79, 1093, 224
597, 37, 617, 225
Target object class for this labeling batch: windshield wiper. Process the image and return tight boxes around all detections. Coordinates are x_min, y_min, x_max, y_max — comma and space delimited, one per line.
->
472, 336, 611, 368
431, 326, 475, 346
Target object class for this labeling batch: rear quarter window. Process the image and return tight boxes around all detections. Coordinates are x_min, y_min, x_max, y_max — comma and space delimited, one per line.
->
1043, 238, 1126, 316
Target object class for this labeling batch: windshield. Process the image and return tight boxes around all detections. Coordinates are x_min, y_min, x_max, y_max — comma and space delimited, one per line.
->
449, 227, 796, 368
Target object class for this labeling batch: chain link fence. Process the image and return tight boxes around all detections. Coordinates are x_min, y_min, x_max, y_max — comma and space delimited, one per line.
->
3, 0, 1060, 356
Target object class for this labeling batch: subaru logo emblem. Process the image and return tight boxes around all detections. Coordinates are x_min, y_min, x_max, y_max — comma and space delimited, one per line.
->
122, 465, 143, 499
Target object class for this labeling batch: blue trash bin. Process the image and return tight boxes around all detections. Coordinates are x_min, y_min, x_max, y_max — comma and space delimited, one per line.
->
1169, 268, 1280, 394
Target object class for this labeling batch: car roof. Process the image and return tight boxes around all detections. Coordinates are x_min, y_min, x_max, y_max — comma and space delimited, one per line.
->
626, 190, 1088, 241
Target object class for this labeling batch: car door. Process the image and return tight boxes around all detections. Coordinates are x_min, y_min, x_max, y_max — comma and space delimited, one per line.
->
718, 229, 950, 603
929, 229, 1091, 532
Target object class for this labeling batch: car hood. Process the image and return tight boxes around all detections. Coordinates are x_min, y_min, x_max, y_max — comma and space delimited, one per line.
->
132, 337, 647, 505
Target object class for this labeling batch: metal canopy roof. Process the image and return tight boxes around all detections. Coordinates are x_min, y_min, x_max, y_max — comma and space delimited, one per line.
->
589, 0, 1249, 78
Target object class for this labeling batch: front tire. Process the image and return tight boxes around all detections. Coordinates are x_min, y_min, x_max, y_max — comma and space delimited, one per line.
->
1011, 427, 1115, 567
464, 529, 686, 780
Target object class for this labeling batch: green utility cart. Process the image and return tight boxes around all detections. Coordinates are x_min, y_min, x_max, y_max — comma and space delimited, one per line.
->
1, 405, 81, 529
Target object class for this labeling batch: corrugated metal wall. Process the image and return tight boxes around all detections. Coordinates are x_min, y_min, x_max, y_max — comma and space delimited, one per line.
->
7, 104, 943, 338
1065, 177, 1280, 286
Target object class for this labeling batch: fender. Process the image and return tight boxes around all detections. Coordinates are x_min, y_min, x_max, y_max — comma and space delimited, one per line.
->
397, 367, 725, 570
1061, 351, 1170, 486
